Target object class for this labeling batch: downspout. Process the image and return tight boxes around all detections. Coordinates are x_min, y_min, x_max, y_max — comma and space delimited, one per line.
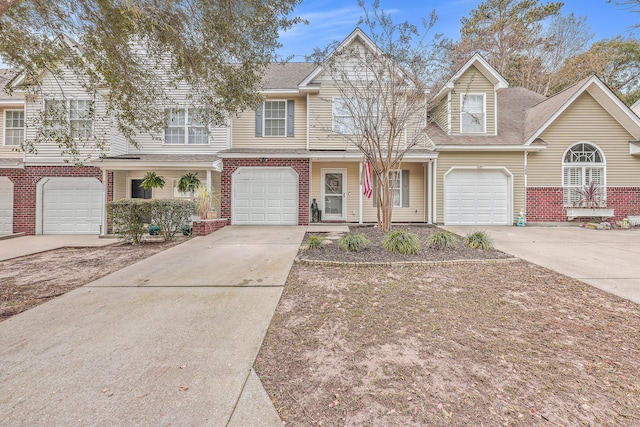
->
427, 161, 432, 224
359, 160, 363, 224
524, 151, 528, 216
306, 92, 310, 150
432, 158, 438, 224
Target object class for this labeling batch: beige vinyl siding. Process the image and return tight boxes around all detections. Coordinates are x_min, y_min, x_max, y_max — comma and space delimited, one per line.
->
432, 97, 449, 133
112, 171, 128, 200
231, 95, 306, 149
449, 65, 496, 135
308, 84, 351, 150
310, 161, 426, 223
436, 152, 524, 223
527, 92, 640, 187
22, 67, 111, 163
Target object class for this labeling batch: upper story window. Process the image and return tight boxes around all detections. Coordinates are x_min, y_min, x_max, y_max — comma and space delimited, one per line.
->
332, 97, 379, 135
255, 100, 294, 137
44, 99, 94, 138
460, 93, 485, 133
4, 110, 24, 146
333, 97, 355, 134
164, 108, 209, 144
562, 142, 606, 206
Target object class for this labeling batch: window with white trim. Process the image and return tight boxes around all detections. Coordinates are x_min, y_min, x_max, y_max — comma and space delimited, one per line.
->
164, 108, 209, 144
44, 99, 93, 138
333, 97, 355, 134
389, 170, 402, 207
562, 142, 605, 206
263, 100, 286, 136
460, 93, 485, 133
332, 97, 378, 135
4, 110, 24, 146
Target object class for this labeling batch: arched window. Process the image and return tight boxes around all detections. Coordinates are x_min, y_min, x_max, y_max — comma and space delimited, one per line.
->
562, 142, 606, 206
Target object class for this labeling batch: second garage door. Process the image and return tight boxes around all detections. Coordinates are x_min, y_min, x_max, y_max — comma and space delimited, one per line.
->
41, 177, 104, 234
444, 169, 510, 225
232, 167, 298, 225
0, 177, 13, 235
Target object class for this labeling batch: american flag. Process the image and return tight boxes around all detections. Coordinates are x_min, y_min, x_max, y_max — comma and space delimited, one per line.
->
363, 158, 373, 199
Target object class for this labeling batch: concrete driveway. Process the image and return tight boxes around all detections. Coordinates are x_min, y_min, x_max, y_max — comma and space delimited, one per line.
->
0, 226, 306, 426
444, 225, 640, 305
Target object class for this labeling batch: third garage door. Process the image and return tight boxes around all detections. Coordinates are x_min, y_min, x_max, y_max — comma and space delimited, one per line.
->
444, 169, 510, 225
232, 167, 298, 225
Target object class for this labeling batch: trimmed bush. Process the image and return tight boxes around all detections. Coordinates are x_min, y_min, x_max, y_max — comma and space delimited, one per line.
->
108, 199, 151, 244
427, 230, 458, 250
148, 199, 196, 241
464, 230, 493, 249
306, 234, 324, 250
338, 233, 371, 252
382, 230, 420, 255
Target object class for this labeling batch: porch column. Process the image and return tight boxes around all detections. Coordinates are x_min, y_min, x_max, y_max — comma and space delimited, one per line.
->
427, 160, 432, 224
359, 161, 363, 224
206, 170, 212, 193
432, 158, 438, 224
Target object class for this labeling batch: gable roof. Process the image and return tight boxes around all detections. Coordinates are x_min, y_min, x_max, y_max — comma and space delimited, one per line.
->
298, 27, 380, 88
431, 54, 509, 104
523, 75, 640, 144
430, 86, 545, 147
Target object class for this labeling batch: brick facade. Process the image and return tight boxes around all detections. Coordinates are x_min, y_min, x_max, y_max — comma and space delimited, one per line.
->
0, 166, 113, 235
526, 186, 640, 222
221, 158, 310, 226
192, 218, 228, 236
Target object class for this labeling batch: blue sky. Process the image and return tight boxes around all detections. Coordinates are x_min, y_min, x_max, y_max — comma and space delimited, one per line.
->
277, 0, 639, 59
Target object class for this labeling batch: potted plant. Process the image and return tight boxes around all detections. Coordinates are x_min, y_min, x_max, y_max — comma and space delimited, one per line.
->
566, 182, 615, 220
177, 172, 201, 199
195, 186, 217, 219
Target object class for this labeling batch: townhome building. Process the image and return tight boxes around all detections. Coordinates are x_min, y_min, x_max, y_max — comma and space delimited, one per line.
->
1, 28, 639, 235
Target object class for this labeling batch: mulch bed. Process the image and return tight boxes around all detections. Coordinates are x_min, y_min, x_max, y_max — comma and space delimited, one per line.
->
297, 225, 513, 263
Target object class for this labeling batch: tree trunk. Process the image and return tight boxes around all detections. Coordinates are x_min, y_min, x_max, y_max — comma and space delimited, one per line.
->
376, 176, 393, 233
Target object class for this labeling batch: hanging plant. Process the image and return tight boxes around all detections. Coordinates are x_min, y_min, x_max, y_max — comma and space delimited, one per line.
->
140, 171, 166, 190
177, 172, 201, 194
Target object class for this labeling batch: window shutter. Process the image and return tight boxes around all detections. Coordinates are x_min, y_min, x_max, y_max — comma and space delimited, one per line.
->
287, 100, 295, 137
255, 102, 263, 137
372, 175, 377, 207
402, 170, 410, 207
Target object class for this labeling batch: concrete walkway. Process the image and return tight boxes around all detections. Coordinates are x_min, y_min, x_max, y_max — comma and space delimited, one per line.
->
0, 235, 117, 261
0, 226, 306, 426
443, 225, 640, 305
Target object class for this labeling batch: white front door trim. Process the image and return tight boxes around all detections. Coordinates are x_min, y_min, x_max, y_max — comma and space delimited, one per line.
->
321, 168, 347, 221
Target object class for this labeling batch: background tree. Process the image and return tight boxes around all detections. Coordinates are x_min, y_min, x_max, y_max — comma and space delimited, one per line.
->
0, 0, 302, 159
312, 0, 444, 232
554, 37, 640, 104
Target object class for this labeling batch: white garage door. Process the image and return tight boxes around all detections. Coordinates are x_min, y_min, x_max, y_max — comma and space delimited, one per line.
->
444, 169, 510, 225
42, 177, 103, 234
0, 177, 13, 235
232, 167, 298, 225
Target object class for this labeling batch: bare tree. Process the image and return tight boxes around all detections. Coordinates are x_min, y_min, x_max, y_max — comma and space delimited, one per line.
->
312, 1, 443, 232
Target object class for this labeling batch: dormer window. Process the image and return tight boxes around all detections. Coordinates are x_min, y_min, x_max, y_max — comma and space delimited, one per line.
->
460, 93, 485, 133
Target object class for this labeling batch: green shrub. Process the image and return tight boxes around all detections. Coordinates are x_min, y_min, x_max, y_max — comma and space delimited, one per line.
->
464, 230, 493, 249
382, 230, 420, 255
306, 234, 324, 249
148, 199, 196, 241
427, 230, 458, 250
108, 199, 151, 244
338, 233, 371, 252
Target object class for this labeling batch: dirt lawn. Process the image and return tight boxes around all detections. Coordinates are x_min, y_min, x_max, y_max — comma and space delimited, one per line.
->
0, 238, 185, 321
256, 227, 640, 426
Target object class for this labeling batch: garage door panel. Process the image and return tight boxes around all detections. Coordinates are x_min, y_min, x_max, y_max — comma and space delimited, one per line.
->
444, 169, 509, 225
42, 177, 103, 234
233, 167, 298, 225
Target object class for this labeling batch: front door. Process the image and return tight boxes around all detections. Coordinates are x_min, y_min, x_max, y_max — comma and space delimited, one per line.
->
322, 169, 346, 221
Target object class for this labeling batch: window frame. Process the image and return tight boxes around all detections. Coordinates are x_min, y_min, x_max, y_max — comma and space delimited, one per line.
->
3, 109, 24, 146
562, 142, 606, 206
163, 108, 210, 145
388, 170, 402, 208
460, 93, 486, 134
43, 99, 94, 139
263, 100, 287, 137
332, 97, 356, 135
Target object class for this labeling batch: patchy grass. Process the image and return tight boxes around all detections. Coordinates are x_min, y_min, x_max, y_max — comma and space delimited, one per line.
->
256, 261, 640, 426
